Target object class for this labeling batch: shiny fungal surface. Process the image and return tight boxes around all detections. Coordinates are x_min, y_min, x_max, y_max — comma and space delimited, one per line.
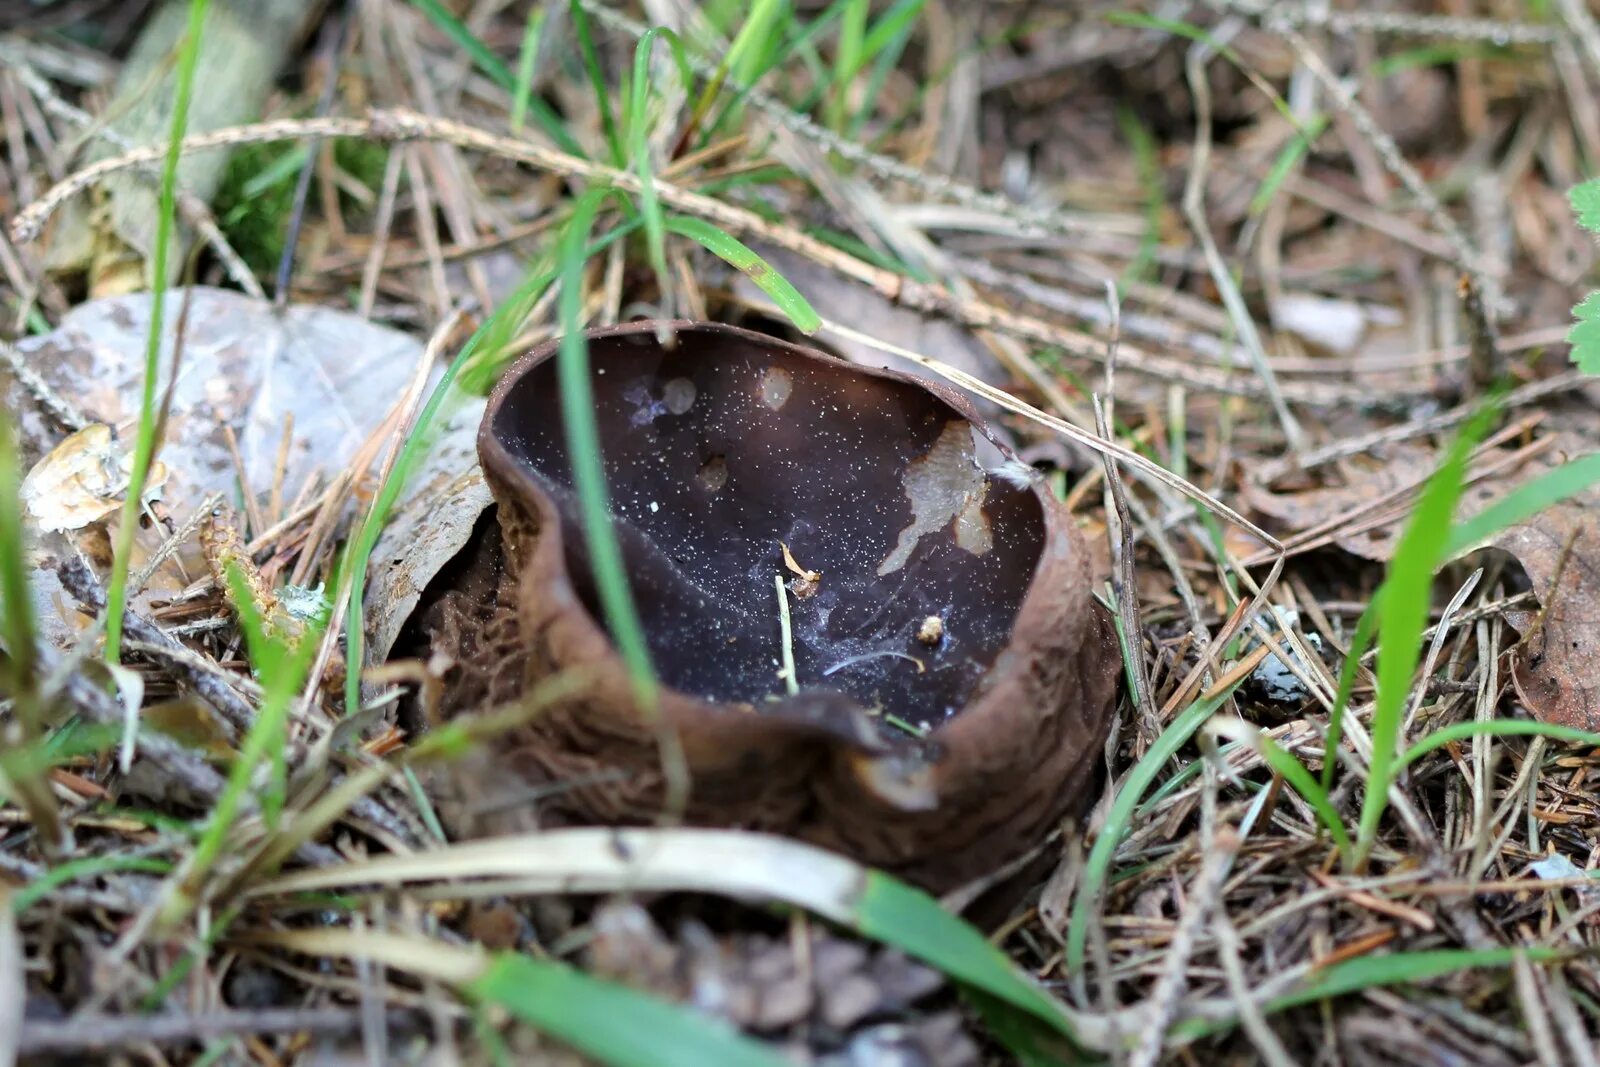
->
486, 324, 1046, 730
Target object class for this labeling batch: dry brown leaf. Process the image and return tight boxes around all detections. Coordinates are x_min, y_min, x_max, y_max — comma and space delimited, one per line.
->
1246, 433, 1600, 728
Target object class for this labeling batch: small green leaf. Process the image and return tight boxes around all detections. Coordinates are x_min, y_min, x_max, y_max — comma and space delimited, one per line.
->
1569, 179, 1600, 234
1568, 292, 1600, 374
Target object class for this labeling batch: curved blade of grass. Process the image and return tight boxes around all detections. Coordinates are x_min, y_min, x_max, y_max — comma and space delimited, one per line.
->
1444, 451, 1600, 558
1321, 602, 1376, 793
1355, 402, 1497, 870
270, 928, 789, 1067
570, 0, 623, 166
1209, 720, 1352, 866
11, 855, 171, 913
664, 214, 820, 333
254, 828, 1083, 1048
558, 187, 657, 703
628, 28, 692, 289
509, 8, 547, 135
103, 0, 208, 664
340, 220, 638, 717
1171, 947, 1562, 1042
1066, 680, 1243, 975
408, 0, 579, 155
826, 0, 868, 132
169, 564, 323, 924
855, 871, 1078, 1043
471, 954, 790, 1067
0, 408, 37, 707
1401, 720, 1600, 768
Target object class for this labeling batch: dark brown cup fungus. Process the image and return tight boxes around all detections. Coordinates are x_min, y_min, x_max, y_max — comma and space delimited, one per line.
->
424, 320, 1118, 891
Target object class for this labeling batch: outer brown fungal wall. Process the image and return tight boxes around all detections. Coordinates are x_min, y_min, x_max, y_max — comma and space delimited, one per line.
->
426, 320, 1118, 890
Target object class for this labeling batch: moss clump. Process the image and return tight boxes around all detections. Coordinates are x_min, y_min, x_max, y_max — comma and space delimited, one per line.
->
212, 137, 391, 276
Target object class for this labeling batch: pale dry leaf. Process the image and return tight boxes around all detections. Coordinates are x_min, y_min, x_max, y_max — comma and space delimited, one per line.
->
363, 392, 490, 669
6, 288, 426, 644
7, 287, 425, 511
20, 423, 168, 533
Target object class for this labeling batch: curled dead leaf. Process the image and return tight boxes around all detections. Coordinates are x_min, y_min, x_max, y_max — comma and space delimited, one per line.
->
20, 423, 168, 534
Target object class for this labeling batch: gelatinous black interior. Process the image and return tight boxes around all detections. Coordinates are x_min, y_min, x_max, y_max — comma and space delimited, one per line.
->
489, 326, 1047, 730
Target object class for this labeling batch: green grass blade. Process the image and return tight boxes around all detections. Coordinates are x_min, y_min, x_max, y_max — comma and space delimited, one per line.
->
10, 855, 171, 913
103, 0, 209, 664
826, 0, 868, 132
408, 0, 580, 155
855, 872, 1081, 1046
842, 0, 923, 137
1171, 947, 1562, 1042
557, 188, 658, 703
570, 0, 624, 166
1322, 603, 1377, 792
702, 0, 847, 143
467, 954, 789, 1067
0, 408, 37, 705
173, 565, 323, 920
846, 2, 919, 140
264, 829, 1086, 1057
1066, 681, 1243, 975
1213, 721, 1352, 865
664, 215, 820, 333
860, 0, 926, 66
341, 220, 639, 717
1248, 114, 1329, 217
1401, 720, 1600, 768
1114, 105, 1161, 290
411, 0, 512, 84
1104, 11, 1306, 132
628, 28, 691, 291
966, 991, 1086, 1067
509, 8, 547, 134
1444, 451, 1600, 557
1355, 403, 1498, 869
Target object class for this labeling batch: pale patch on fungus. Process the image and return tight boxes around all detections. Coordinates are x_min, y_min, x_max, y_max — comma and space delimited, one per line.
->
759, 366, 793, 409
662, 377, 696, 414
877, 421, 993, 576
696, 455, 728, 492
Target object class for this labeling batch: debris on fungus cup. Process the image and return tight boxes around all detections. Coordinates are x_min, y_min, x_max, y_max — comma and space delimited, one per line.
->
416, 320, 1118, 891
